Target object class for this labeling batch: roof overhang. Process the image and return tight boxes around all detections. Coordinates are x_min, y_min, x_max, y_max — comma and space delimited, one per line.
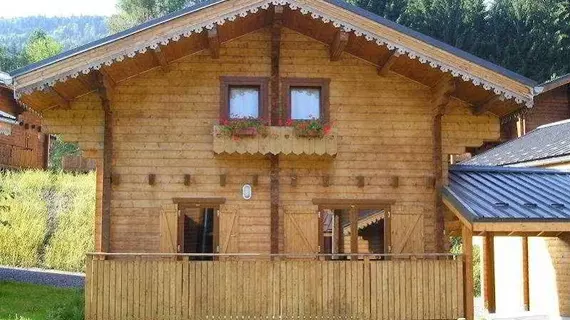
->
443, 165, 570, 236
534, 73, 570, 95
9, 0, 535, 114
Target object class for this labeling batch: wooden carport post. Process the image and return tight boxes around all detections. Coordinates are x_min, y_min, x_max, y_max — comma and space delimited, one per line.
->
462, 225, 474, 320
483, 234, 496, 313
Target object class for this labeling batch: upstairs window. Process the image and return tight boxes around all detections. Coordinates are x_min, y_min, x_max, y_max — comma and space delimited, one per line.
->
229, 86, 259, 118
283, 78, 330, 122
291, 87, 321, 120
220, 77, 268, 121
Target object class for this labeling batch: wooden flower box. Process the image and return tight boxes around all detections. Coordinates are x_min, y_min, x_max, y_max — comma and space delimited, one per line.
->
233, 127, 258, 137
213, 125, 337, 156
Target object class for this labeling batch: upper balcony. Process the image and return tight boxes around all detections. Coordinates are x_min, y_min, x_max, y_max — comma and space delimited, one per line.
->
212, 125, 338, 156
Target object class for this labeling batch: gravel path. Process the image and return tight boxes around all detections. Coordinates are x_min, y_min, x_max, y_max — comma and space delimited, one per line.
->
0, 265, 84, 288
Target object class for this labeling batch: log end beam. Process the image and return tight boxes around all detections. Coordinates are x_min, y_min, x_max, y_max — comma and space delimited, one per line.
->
330, 31, 349, 61
207, 26, 220, 59
377, 50, 401, 76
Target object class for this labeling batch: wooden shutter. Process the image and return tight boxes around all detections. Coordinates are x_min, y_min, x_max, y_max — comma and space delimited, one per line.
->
390, 214, 424, 254
159, 207, 179, 253
284, 208, 319, 254
219, 207, 238, 253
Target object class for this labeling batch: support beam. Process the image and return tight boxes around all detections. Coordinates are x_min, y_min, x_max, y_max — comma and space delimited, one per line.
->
463, 225, 474, 320
95, 71, 113, 253
473, 95, 504, 116
483, 234, 496, 313
377, 50, 401, 76
152, 46, 170, 73
330, 30, 349, 61
270, 5, 283, 255
207, 25, 220, 59
522, 236, 530, 311
349, 205, 358, 256
432, 74, 456, 253
45, 87, 70, 109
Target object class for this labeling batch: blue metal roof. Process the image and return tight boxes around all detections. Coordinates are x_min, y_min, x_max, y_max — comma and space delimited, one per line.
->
460, 119, 570, 167
9, 0, 537, 87
443, 165, 570, 222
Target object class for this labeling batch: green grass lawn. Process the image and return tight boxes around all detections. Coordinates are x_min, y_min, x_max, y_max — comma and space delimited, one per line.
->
0, 281, 82, 320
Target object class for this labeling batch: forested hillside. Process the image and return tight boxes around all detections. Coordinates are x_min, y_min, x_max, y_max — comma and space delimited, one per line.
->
0, 16, 108, 52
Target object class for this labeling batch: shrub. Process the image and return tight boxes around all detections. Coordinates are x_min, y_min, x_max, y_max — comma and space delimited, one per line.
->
0, 170, 95, 272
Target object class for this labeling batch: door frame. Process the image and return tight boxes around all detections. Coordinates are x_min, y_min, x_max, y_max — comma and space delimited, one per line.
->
173, 197, 226, 256
313, 199, 395, 256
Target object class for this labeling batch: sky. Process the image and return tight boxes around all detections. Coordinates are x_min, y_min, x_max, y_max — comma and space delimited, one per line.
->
0, 0, 118, 18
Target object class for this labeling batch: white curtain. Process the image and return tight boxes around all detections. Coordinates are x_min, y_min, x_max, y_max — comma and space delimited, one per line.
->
291, 87, 320, 120
229, 86, 259, 118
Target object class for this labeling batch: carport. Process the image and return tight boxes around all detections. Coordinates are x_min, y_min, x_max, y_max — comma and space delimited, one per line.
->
442, 165, 570, 319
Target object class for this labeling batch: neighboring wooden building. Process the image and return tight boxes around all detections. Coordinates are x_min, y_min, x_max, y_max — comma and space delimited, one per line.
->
0, 80, 49, 169
7, 0, 540, 319
502, 74, 570, 140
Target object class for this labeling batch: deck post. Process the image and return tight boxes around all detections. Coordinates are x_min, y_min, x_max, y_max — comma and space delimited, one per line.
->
522, 236, 530, 311
483, 234, 496, 313
462, 225, 474, 320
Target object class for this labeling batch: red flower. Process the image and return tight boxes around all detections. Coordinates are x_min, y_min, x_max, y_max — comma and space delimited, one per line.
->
324, 125, 331, 135
285, 119, 293, 126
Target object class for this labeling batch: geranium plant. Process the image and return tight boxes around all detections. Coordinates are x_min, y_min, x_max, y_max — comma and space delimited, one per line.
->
286, 118, 332, 138
217, 116, 268, 138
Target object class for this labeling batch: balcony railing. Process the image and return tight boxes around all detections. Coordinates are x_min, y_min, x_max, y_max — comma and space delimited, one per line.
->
85, 253, 464, 320
212, 125, 338, 156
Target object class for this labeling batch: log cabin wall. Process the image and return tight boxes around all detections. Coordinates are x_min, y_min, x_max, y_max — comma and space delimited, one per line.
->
0, 87, 48, 169
525, 86, 570, 133
41, 27, 500, 253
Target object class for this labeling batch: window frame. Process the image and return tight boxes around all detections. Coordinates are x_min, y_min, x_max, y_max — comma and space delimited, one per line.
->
282, 78, 330, 123
220, 76, 269, 122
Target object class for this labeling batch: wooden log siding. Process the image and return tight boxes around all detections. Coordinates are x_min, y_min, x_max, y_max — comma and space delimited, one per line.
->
40, 28, 501, 254
85, 257, 465, 320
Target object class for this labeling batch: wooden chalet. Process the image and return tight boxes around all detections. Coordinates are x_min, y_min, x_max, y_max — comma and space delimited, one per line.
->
0, 78, 49, 170
7, 0, 541, 318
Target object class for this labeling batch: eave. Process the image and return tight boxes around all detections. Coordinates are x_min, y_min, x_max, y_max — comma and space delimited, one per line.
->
10, 0, 535, 115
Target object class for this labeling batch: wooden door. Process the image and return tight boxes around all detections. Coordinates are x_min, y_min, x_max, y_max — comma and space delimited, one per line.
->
284, 208, 319, 254
159, 207, 179, 253
218, 207, 238, 253
390, 214, 424, 254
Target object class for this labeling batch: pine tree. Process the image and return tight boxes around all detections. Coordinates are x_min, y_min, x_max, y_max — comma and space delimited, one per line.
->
399, 0, 487, 55
347, 0, 410, 21
485, 0, 562, 81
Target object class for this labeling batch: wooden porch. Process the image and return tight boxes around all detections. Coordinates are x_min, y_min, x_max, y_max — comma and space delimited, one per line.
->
85, 253, 465, 320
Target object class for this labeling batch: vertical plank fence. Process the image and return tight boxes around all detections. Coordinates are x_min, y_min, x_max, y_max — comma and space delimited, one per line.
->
85, 255, 464, 320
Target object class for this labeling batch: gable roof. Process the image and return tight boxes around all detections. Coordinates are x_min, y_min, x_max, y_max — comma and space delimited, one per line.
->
9, 0, 536, 88
535, 73, 570, 95
8, 0, 535, 111
443, 165, 570, 223
461, 119, 570, 167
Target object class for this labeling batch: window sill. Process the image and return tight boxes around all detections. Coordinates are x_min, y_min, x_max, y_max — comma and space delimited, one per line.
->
212, 125, 337, 156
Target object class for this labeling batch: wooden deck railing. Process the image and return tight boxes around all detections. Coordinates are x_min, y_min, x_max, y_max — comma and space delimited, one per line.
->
85, 253, 464, 320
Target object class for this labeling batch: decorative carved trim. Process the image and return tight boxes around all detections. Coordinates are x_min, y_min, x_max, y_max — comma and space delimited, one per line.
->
13, 0, 533, 109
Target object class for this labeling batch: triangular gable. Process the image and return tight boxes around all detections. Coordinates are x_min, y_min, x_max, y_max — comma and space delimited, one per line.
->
9, 0, 535, 109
